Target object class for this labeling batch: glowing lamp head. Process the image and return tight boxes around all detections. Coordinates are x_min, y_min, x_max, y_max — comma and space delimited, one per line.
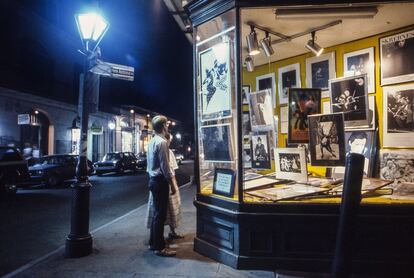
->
75, 12, 109, 51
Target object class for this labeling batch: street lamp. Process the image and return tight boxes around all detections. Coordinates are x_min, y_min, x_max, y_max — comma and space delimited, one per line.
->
66, 12, 109, 258
176, 133, 182, 140
130, 109, 136, 154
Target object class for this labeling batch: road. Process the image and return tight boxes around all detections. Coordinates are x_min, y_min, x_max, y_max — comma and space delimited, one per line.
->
0, 161, 193, 276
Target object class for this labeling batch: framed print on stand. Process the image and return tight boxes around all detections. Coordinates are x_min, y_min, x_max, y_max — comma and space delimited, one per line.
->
274, 148, 308, 182
344, 47, 375, 93
251, 132, 272, 169
212, 168, 236, 198
256, 73, 276, 107
243, 144, 252, 169
200, 123, 233, 163
380, 149, 414, 186
346, 95, 376, 131
278, 63, 301, 105
306, 52, 336, 98
308, 113, 346, 167
199, 42, 232, 121
383, 84, 414, 148
248, 89, 274, 130
242, 84, 250, 105
287, 88, 321, 144
330, 74, 369, 128
380, 29, 414, 86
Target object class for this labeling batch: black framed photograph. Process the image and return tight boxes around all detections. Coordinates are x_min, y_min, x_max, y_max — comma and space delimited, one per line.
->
242, 112, 251, 136
308, 113, 346, 167
201, 124, 232, 163
212, 168, 236, 198
380, 29, 414, 86
199, 42, 232, 121
330, 74, 369, 128
251, 132, 271, 169
278, 63, 301, 105
243, 144, 252, 168
242, 84, 250, 105
288, 88, 321, 144
383, 84, 414, 147
306, 52, 336, 98
274, 148, 308, 182
344, 47, 375, 93
256, 73, 276, 107
248, 89, 274, 129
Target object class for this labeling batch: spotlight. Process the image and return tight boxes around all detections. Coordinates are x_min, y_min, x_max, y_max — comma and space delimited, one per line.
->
245, 56, 254, 72
246, 26, 260, 56
306, 31, 324, 56
260, 32, 274, 57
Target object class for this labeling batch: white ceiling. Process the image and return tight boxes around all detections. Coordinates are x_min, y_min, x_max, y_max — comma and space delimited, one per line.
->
241, 3, 414, 66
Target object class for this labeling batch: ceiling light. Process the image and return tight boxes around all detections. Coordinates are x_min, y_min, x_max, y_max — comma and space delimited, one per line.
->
275, 6, 378, 19
260, 32, 274, 57
245, 56, 254, 72
246, 26, 260, 56
306, 31, 324, 56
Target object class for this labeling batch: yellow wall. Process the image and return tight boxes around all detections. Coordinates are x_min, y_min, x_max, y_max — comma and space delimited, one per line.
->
243, 25, 414, 155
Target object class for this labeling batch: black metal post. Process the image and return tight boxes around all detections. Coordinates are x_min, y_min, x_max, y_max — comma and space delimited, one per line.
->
331, 153, 365, 278
65, 57, 95, 258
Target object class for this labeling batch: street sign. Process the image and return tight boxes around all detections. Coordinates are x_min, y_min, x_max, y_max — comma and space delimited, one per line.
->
89, 60, 134, 81
17, 114, 30, 125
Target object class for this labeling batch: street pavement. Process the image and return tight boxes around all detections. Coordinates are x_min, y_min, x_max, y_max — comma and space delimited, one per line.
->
0, 161, 193, 276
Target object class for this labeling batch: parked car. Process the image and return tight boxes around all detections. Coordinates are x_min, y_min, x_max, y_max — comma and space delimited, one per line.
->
172, 150, 184, 165
136, 152, 147, 169
0, 146, 30, 194
94, 152, 138, 175
29, 154, 94, 187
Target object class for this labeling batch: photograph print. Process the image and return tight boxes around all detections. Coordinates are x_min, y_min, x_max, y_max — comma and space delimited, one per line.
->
243, 144, 252, 168
256, 73, 276, 107
345, 130, 376, 177
251, 132, 271, 169
380, 149, 414, 187
344, 47, 375, 93
199, 42, 232, 121
380, 29, 414, 85
330, 74, 369, 128
383, 84, 414, 147
288, 88, 321, 144
278, 63, 301, 105
242, 112, 251, 136
242, 85, 251, 105
306, 52, 336, 98
248, 89, 274, 129
201, 124, 232, 163
308, 113, 346, 166
274, 148, 308, 181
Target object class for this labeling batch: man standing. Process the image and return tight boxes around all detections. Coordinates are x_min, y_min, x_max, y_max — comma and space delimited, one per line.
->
147, 115, 177, 257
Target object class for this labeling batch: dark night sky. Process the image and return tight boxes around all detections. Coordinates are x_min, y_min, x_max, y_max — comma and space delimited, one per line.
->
2, 0, 193, 125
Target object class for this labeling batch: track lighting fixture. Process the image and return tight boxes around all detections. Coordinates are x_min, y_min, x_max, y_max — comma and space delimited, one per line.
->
245, 55, 254, 72
306, 31, 324, 56
260, 32, 274, 57
246, 26, 260, 56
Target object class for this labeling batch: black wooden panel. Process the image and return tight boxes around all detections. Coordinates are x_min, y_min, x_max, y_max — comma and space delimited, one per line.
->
198, 210, 235, 250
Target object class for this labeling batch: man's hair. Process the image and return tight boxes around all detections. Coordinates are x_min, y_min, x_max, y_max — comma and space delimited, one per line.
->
257, 136, 262, 142
152, 115, 168, 134
348, 131, 367, 143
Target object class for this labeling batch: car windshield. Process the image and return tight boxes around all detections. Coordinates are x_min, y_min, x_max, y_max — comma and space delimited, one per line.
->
103, 153, 121, 161
39, 156, 62, 165
0, 148, 21, 161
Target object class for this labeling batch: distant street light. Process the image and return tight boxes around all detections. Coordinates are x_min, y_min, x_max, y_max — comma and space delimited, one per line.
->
176, 133, 182, 140
66, 12, 109, 259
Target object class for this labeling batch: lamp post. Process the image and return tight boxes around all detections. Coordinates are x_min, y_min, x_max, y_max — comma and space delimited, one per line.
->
130, 109, 136, 153
66, 12, 109, 258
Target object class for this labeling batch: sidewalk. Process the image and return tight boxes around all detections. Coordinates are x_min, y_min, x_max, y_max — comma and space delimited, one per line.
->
10, 184, 302, 278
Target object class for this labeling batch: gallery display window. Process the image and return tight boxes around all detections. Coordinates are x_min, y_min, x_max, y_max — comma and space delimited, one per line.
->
188, 0, 414, 275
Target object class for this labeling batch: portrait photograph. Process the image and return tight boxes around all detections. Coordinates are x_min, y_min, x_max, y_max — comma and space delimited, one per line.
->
308, 113, 346, 167
200, 124, 232, 163
383, 84, 414, 147
278, 63, 301, 105
380, 29, 414, 85
242, 112, 251, 136
274, 148, 308, 182
251, 132, 271, 169
243, 144, 252, 169
288, 88, 321, 144
380, 149, 414, 187
306, 52, 336, 98
199, 42, 232, 121
248, 89, 274, 129
344, 47, 375, 93
256, 73, 276, 107
242, 84, 250, 105
330, 74, 369, 128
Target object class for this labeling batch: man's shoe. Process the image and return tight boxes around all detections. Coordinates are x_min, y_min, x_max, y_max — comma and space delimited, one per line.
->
154, 248, 176, 257
168, 232, 184, 240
